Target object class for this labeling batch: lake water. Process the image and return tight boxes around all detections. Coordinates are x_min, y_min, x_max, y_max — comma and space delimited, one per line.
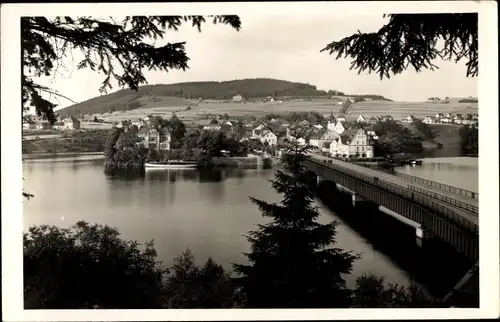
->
393, 157, 478, 193
22, 155, 477, 293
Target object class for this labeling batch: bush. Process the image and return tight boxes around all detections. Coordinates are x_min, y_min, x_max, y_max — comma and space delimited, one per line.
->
23, 222, 237, 309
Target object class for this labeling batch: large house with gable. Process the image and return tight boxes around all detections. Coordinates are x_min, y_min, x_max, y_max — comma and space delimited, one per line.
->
137, 126, 171, 151
309, 129, 340, 148
326, 113, 348, 134
329, 128, 374, 158
356, 115, 367, 123
260, 129, 278, 146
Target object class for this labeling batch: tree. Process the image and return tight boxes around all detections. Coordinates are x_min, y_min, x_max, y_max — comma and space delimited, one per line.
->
104, 127, 124, 159
167, 114, 187, 148
24, 222, 168, 309
459, 125, 478, 154
23, 222, 238, 309
22, 16, 241, 124
233, 139, 359, 308
147, 147, 159, 162
374, 132, 404, 157
165, 250, 236, 308
413, 119, 437, 140
352, 274, 437, 308
322, 13, 477, 79
234, 119, 245, 137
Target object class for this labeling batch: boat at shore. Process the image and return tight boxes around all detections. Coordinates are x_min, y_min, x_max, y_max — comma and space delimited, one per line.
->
145, 160, 199, 170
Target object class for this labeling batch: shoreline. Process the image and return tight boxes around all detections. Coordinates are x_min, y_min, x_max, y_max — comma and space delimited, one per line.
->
23, 151, 104, 160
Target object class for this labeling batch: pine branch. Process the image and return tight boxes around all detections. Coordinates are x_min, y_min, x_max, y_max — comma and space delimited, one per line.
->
321, 13, 478, 79
22, 15, 241, 123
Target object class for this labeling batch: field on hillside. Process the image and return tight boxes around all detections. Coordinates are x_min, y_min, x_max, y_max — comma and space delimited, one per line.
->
100, 99, 478, 124
348, 101, 478, 120
102, 100, 344, 123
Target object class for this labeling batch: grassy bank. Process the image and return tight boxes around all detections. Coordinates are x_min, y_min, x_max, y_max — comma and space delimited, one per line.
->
22, 130, 109, 154
211, 156, 276, 168
429, 124, 462, 148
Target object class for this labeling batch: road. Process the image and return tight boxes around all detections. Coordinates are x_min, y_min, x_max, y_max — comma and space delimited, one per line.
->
308, 154, 478, 226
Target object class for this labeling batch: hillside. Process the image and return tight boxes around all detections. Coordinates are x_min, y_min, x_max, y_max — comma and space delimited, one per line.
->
57, 78, 391, 117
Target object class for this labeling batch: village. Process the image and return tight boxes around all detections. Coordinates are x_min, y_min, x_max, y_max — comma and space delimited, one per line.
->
22, 108, 479, 160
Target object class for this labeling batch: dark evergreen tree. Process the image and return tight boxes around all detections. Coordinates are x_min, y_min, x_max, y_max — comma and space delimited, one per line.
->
234, 139, 359, 308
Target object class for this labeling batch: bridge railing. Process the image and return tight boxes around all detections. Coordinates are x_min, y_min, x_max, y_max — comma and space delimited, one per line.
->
407, 185, 479, 214
310, 159, 478, 234
313, 158, 478, 216
394, 172, 478, 201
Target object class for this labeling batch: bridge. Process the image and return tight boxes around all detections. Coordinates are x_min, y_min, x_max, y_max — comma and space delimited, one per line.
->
303, 155, 479, 263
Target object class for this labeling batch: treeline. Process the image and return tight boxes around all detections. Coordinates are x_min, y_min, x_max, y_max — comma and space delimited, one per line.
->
260, 111, 326, 125
459, 125, 478, 155
328, 90, 392, 101
458, 98, 478, 103
139, 78, 329, 99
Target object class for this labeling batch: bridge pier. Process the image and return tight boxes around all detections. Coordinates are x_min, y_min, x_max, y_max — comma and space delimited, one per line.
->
415, 226, 434, 247
351, 193, 367, 207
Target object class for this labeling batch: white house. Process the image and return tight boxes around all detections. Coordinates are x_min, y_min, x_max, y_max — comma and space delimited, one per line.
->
137, 126, 171, 151
309, 130, 340, 148
260, 130, 278, 146
63, 117, 81, 130
402, 115, 415, 123
366, 130, 379, 140
252, 124, 266, 138
440, 116, 452, 123
356, 115, 367, 123
423, 116, 435, 124
296, 137, 307, 146
333, 121, 347, 135
327, 120, 337, 131
329, 128, 373, 158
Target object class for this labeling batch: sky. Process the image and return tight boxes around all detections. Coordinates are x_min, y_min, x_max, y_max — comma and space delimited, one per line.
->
33, 14, 478, 109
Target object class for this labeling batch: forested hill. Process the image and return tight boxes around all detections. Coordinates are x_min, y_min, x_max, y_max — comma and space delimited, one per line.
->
57, 78, 391, 117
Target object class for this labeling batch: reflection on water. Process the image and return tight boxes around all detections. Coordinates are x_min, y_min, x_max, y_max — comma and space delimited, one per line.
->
24, 156, 431, 290
394, 157, 478, 192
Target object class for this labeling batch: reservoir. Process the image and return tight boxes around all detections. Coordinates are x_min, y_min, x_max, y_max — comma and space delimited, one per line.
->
22, 155, 477, 294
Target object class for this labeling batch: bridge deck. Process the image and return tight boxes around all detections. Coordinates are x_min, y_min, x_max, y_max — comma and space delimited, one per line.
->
309, 155, 478, 226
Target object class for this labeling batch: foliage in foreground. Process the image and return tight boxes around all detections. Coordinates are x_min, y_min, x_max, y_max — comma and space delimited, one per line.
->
23, 222, 236, 309
23, 221, 437, 309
